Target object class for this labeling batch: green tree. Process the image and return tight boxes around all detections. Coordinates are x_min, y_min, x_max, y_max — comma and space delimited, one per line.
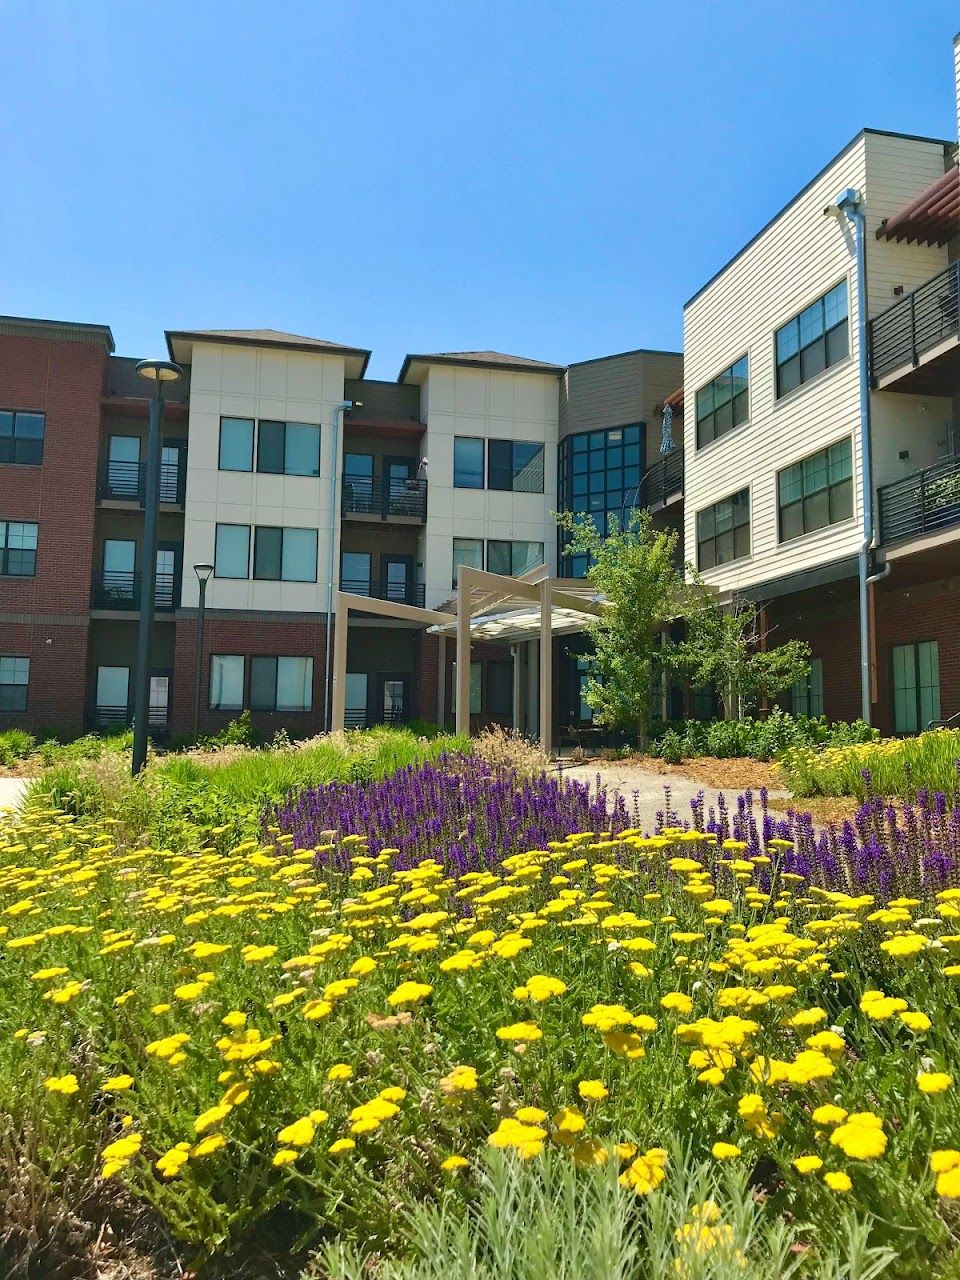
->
556, 509, 685, 745
679, 585, 811, 719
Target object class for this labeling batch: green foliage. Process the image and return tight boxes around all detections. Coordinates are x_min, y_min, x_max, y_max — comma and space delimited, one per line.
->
197, 709, 259, 750
779, 728, 960, 799
556, 509, 685, 743
678, 592, 811, 719
0, 730, 35, 767
649, 709, 879, 763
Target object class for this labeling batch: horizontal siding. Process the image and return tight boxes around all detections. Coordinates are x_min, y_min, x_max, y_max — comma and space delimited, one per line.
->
561, 350, 683, 469
683, 138, 868, 594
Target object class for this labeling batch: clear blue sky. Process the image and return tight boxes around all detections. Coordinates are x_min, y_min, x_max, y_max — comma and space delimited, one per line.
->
2, 3, 957, 379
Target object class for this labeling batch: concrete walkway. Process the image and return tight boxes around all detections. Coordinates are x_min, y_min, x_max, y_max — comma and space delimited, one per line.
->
0, 777, 32, 812
559, 761, 792, 831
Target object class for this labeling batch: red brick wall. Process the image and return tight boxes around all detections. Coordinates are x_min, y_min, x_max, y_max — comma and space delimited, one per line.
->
874, 583, 960, 736
0, 334, 107, 734
768, 602, 862, 724
417, 632, 440, 724
171, 616, 329, 739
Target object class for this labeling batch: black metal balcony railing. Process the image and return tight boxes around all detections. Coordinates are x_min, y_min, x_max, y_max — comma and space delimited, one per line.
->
98, 458, 186, 506
91, 570, 178, 611
341, 474, 427, 522
89, 704, 169, 730
339, 578, 426, 607
637, 447, 684, 509
869, 260, 960, 384
878, 453, 960, 544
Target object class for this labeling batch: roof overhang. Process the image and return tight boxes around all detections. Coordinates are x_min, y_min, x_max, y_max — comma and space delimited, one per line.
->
877, 164, 960, 247
0, 315, 114, 352
166, 330, 370, 376
398, 353, 566, 384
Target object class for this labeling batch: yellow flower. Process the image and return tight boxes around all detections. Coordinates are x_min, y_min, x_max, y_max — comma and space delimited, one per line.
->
191, 1134, 227, 1158
221, 1011, 247, 1029
194, 1104, 232, 1133
273, 1148, 300, 1166
495, 1022, 542, 1043
440, 1064, 478, 1095
327, 1063, 354, 1082
811, 1104, 847, 1127
824, 1170, 852, 1192
553, 1106, 586, 1136
515, 1106, 547, 1123
619, 1147, 668, 1195
156, 1143, 191, 1178
660, 993, 693, 1015
711, 1142, 740, 1160
792, 1155, 823, 1174
488, 1117, 547, 1159
43, 1074, 79, 1095
102, 1074, 134, 1092
240, 944, 278, 964
278, 1117, 316, 1147
329, 1138, 356, 1155
930, 1150, 960, 1174
899, 1011, 931, 1033
918, 1071, 952, 1094
173, 982, 206, 1001
830, 1116, 886, 1160
513, 974, 567, 1002
441, 1154, 469, 1172
577, 1079, 608, 1102
386, 981, 433, 1008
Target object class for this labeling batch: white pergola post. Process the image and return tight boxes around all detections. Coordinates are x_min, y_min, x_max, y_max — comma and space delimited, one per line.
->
455, 568, 472, 737
511, 644, 522, 732
437, 633, 447, 727
330, 592, 349, 732
539, 578, 552, 755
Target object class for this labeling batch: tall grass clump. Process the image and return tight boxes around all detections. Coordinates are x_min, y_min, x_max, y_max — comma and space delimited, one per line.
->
649, 709, 878, 763
0, 729, 35, 767
780, 729, 960, 799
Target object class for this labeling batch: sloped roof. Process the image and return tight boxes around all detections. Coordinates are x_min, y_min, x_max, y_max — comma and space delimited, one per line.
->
166, 328, 371, 373
398, 349, 565, 382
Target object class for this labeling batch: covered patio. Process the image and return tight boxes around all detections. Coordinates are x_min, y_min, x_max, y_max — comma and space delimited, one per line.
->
329, 564, 605, 754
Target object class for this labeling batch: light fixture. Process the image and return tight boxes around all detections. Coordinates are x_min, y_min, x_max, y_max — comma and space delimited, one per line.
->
136, 359, 184, 383
194, 562, 214, 584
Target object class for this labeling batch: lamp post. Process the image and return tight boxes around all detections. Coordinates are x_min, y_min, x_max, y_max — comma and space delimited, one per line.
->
131, 358, 183, 775
192, 563, 214, 741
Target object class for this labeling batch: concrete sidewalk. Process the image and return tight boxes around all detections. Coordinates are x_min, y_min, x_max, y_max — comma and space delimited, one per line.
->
0, 777, 32, 811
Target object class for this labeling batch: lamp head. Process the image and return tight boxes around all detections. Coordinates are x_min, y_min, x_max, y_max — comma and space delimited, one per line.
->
194, 563, 214, 584
136, 359, 184, 383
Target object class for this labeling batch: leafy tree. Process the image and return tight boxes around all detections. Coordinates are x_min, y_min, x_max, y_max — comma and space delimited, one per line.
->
556, 509, 685, 745
679, 586, 811, 719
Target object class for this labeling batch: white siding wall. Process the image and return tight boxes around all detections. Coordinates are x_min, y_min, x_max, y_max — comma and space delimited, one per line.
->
181, 343, 346, 612
421, 366, 560, 610
683, 137, 867, 594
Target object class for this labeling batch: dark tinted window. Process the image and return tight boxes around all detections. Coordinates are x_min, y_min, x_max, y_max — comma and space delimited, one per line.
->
0, 411, 45, 466
253, 526, 283, 579
454, 437, 484, 488
697, 489, 750, 570
257, 421, 286, 474
778, 438, 853, 542
776, 281, 848, 398
696, 357, 749, 449
0, 521, 38, 576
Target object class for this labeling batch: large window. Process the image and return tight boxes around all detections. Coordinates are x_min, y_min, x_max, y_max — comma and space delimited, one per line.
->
452, 537, 484, 587
778, 438, 853, 542
219, 418, 254, 471
253, 527, 318, 582
486, 661, 513, 717
776, 281, 849, 398
0, 410, 44, 466
453, 437, 485, 489
0, 520, 38, 577
696, 489, 750, 570
892, 641, 940, 735
341, 550, 372, 593
696, 356, 749, 448
250, 656, 313, 711
214, 524, 251, 578
0, 656, 29, 712
257, 421, 321, 477
558, 425, 644, 576
791, 657, 824, 717
488, 440, 544, 493
486, 540, 544, 577
209, 655, 244, 710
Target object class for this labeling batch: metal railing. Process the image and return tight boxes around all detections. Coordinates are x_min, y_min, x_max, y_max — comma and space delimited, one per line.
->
868, 260, 960, 384
637, 447, 684, 509
878, 453, 960, 544
88, 704, 169, 730
91, 570, 178, 611
339, 578, 425, 607
341, 473, 427, 521
98, 457, 186, 505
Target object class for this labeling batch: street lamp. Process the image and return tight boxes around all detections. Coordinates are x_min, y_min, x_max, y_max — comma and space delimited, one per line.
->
192, 563, 214, 741
131, 358, 183, 775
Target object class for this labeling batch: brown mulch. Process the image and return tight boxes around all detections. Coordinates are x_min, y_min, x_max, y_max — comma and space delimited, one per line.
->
611, 753, 785, 793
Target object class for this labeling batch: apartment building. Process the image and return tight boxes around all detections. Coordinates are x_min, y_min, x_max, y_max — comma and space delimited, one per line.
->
681, 35, 960, 734
0, 319, 680, 741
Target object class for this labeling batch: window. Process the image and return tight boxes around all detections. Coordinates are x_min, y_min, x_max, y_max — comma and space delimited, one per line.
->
892, 641, 940, 735
486, 661, 513, 717
219, 418, 254, 471
791, 657, 824, 717
0, 410, 44, 466
558, 425, 643, 574
210, 655, 244, 710
454, 437, 484, 489
344, 673, 368, 728
0, 656, 29, 712
0, 520, 38, 577
250, 656, 313, 711
452, 537, 483, 587
214, 524, 250, 578
696, 489, 750, 570
488, 440, 544, 492
96, 666, 129, 713
341, 550, 372, 593
778, 438, 853, 542
776, 281, 849, 397
257, 421, 321, 477
451, 662, 483, 714
577, 659, 593, 723
696, 356, 749, 448
486, 540, 544, 576
253, 527, 318, 582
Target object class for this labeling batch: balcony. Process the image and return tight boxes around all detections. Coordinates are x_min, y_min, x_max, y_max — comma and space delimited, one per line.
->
88, 705, 169, 731
339, 578, 426, 608
637, 447, 684, 510
868, 261, 960, 394
97, 457, 186, 506
341, 474, 427, 523
878, 454, 960, 545
91, 570, 179, 612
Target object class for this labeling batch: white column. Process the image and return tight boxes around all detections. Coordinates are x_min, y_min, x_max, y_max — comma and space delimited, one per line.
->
330, 594, 349, 732
437, 634, 447, 727
539, 580, 552, 755
456, 581, 471, 738
511, 644, 522, 732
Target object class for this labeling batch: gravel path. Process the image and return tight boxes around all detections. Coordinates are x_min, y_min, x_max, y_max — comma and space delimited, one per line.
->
559, 761, 792, 831
0, 777, 32, 811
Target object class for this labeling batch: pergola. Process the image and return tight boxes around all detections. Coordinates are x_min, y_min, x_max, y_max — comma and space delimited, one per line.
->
329, 564, 605, 754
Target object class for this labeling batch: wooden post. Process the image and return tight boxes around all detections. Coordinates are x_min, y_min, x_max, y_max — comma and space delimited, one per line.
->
330, 593, 349, 732
437, 634, 447, 728
539, 579, 552, 755
456, 569, 471, 737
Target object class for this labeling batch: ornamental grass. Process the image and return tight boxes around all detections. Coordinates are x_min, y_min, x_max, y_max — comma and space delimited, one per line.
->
0, 766, 959, 1275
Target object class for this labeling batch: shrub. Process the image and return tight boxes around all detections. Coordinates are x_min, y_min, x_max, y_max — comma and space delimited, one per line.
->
472, 725, 550, 776
649, 708, 878, 762
779, 728, 960, 799
657, 729, 685, 766
0, 729, 35, 767
197, 709, 259, 750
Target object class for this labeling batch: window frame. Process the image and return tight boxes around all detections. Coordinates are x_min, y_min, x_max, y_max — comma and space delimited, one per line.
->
696, 488, 751, 571
891, 640, 940, 736
777, 437, 854, 544
218, 417, 254, 472
791, 657, 824, 718
775, 280, 849, 400
0, 409, 45, 466
695, 355, 750, 450
453, 437, 485, 489
209, 654, 245, 711
487, 439, 545, 493
253, 526, 318, 583
256, 420, 321, 478
0, 655, 30, 713
486, 539, 545, 577
0, 519, 39, 577
452, 537, 484, 588
214, 523, 251, 579
249, 655, 314, 712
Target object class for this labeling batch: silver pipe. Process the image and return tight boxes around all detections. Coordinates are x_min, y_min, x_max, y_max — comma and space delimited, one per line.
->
324, 401, 352, 731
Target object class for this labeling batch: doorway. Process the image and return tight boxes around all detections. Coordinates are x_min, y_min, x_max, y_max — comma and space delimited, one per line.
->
377, 673, 410, 725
